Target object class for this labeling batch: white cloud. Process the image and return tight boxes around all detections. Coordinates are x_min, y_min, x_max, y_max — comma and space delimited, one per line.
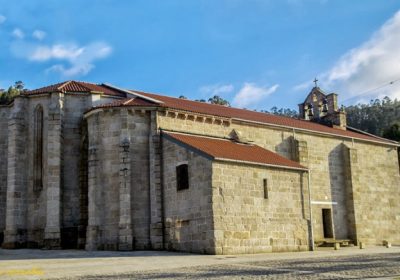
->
293, 80, 313, 92
11, 41, 112, 77
32, 30, 46, 40
30, 44, 85, 61
12, 28, 24, 39
46, 64, 94, 77
199, 84, 234, 96
0, 15, 6, 24
44, 42, 112, 77
232, 83, 279, 108
307, 10, 400, 104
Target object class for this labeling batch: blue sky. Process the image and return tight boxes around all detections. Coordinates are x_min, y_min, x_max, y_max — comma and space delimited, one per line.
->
1, 0, 400, 110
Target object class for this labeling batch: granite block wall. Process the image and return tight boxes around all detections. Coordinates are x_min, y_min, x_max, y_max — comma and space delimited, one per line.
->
344, 143, 400, 245
157, 111, 400, 246
26, 96, 50, 248
162, 137, 215, 254
211, 162, 309, 254
0, 106, 9, 245
61, 95, 90, 248
3, 97, 29, 248
86, 108, 151, 250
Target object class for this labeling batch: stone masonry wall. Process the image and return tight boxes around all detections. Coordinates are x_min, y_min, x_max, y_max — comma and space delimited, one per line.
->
3, 93, 93, 249
86, 108, 151, 250
344, 143, 400, 245
61, 95, 91, 248
157, 113, 351, 241
3, 97, 29, 248
157, 111, 400, 246
162, 137, 215, 254
0, 106, 10, 245
212, 162, 309, 254
288, 133, 351, 242
25, 96, 50, 247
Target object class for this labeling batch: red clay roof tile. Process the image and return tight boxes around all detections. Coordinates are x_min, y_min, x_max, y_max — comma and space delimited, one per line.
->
131, 90, 396, 145
27, 82, 397, 146
163, 132, 307, 170
26, 81, 126, 97
91, 97, 155, 109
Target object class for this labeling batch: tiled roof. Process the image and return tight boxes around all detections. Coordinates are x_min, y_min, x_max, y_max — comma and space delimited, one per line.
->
130, 90, 396, 145
163, 132, 307, 170
25, 81, 126, 97
31, 82, 395, 146
91, 97, 156, 109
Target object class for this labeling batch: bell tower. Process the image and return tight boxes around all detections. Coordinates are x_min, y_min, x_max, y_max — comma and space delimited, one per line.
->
298, 82, 347, 130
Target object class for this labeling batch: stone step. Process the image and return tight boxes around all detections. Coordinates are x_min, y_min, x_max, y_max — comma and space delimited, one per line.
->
315, 239, 354, 247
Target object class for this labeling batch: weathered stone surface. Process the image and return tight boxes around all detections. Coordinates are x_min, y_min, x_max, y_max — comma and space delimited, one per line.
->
157, 107, 400, 247
86, 109, 151, 250
162, 137, 214, 254
0, 84, 399, 254
0, 105, 9, 245
211, 162, 309, 254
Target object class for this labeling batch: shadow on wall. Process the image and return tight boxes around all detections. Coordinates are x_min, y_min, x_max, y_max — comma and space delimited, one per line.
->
275, 135, 296, 161
327, 144, 352, 241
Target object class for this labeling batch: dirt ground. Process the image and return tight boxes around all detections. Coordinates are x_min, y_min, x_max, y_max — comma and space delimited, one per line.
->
0, 246, 399, 279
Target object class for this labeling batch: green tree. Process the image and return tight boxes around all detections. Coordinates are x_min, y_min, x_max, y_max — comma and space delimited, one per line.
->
383, 123, 400, 141
14, 81, 25, 91
208, 95, 230, 106
0, 81, 27, 105
265, 106, 298, 118
345, 96, 400, 137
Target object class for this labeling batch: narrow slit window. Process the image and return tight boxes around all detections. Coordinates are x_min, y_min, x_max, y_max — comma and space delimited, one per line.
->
263, 178, 268, 199
34, 105, 44, 192
176, 164, 189, 191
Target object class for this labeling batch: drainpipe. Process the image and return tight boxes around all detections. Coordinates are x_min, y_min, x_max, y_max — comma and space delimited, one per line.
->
307, 170, 315, 251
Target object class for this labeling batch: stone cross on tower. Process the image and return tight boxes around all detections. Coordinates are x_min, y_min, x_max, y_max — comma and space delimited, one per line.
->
313, 78, 318, 87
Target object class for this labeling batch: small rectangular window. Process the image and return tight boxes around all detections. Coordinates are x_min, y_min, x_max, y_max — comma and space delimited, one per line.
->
263, 179, 268, 199
176, 164, 189, 191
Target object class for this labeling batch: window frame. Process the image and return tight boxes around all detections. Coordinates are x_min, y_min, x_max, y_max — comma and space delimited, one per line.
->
176, 163, 189, 191
33, 104, 44, 193
263, 178, 268, 199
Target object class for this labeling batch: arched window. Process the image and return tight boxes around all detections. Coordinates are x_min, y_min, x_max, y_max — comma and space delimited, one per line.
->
33, 105, 44, 192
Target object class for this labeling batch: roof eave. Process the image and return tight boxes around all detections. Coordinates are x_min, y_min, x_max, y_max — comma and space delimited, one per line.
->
213, 157, 308, 172
83, 105, 158, 118
346, 125, 399, 145
103, 83, 164, 104
232, 117, 399, 147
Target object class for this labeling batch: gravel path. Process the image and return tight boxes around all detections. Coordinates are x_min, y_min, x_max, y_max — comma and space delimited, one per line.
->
1, 247, 399, 280
58, 253, 400, 280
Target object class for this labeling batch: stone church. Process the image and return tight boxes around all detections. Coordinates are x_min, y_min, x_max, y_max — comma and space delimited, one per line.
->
0, 81, 399, 254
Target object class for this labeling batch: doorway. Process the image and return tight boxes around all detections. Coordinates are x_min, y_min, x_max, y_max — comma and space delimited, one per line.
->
322, 208, 334, 238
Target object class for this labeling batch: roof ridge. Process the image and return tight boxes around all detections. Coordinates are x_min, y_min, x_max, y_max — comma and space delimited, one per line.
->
123, 98, 135, 105
104, 83, 163, 104
26, 80, 127, 97
136, 89, 235, 107
57, 80, 73, 92
72, 80, 95, 92
139, 90, 297, 118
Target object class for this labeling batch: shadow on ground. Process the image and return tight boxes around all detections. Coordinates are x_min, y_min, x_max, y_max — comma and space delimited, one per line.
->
0, 249, 194, 260
54, 253, 400, 280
